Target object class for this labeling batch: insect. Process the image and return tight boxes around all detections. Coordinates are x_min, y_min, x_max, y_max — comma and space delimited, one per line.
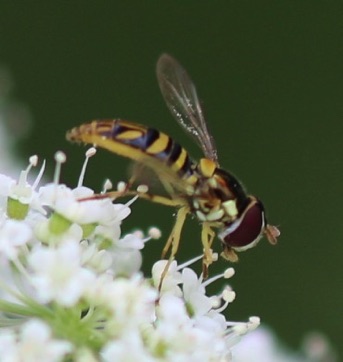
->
66, 54, 280, 277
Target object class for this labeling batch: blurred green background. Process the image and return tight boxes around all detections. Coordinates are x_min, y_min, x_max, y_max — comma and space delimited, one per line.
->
0, 1, 342, 357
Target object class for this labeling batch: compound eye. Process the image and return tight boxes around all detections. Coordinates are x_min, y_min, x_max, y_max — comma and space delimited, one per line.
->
220, 201, 265, 250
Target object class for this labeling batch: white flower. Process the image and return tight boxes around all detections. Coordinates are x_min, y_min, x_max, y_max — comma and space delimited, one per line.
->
0, 319, 72, 362
151, 260, 182, 296
39, 184, 102, 224
34, 218, 83, 245
157, 293, 191, 326
0, 219, 32, 259
181, 267, 212, 317
28, 241, 96, 306
108, 231, 155, 276
116, 232, 146, 250
80, 240, 113, 273
110, 248, 142, 276
85, 274, 157, 335
0, 174, 15, 198
101, 331, 155, 362
93, 202, 132, 243
152, 293, 231, 361
4, 156, 46, 218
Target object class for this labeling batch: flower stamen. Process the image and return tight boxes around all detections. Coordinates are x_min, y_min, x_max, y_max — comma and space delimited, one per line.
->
102, 179, 113, 194
53, 151, 66, 185
77, 147, 96, 188
177, 253, 208, 271
202, 267, 235, 287
227, 316, 260, 336
32, 160, 46, 190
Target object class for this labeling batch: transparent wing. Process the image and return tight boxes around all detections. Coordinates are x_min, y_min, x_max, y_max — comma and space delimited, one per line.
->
156, 53, 219, 164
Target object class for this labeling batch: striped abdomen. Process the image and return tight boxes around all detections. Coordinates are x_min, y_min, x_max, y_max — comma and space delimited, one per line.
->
66, 120, 195, 179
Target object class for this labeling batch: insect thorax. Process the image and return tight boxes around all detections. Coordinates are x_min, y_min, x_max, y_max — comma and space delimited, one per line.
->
190, 166, 249, 226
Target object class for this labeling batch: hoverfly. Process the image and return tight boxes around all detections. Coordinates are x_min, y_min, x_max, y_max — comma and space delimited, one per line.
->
66, 54, 280, 277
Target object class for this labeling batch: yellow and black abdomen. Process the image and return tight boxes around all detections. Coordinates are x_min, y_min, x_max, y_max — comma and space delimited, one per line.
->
66, 119, 195, 179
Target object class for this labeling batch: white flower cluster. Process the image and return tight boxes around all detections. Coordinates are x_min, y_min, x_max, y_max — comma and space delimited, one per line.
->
0, 150, 259, 362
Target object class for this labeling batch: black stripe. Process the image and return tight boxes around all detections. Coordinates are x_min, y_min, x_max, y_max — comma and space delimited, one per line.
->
145, 128, 160, 148
179, 153, 193, 176
168, 142, 182, 164
163, 137, 173, 156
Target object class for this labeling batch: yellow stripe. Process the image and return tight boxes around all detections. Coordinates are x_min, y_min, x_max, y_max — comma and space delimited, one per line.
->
76, 132, 148, 162
146, 132, 170, 154
173, 148, 188, 172
116, 130, 144, 140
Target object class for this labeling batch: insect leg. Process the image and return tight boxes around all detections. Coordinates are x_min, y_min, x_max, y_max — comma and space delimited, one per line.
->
88, 187, 184, 207
201, 223, 216, 279
135, 193, 183, 207
161, 206, 188, 258
220, 245, 238, 263
159, 206, 189, 290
